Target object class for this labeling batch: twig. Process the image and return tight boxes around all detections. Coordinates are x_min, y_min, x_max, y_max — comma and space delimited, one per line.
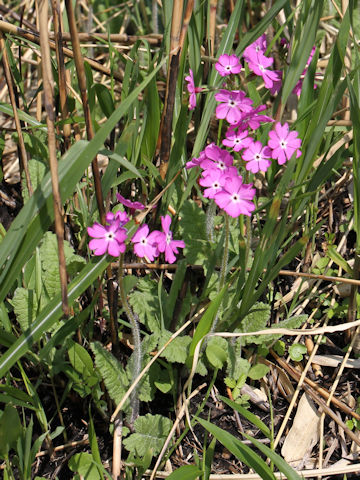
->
37, 0, 69, 316
0, 30, 32, 195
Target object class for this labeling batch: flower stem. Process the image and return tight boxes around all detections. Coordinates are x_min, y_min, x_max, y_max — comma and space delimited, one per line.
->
118, 253, 141, 424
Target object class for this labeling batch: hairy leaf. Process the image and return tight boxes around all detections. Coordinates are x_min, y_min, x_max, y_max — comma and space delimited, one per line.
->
122, 413, 172, 457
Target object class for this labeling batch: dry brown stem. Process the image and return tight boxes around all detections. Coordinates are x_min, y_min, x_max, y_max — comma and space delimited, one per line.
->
37, 0, 69, 316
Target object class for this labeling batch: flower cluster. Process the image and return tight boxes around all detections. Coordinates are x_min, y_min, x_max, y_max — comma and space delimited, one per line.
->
185, 34, 305, 218
87, 195, 185, 263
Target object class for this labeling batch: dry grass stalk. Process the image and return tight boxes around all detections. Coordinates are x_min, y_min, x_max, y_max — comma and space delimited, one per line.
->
0, 31, 33, 195
64, 0, 105, 225
37, 0, 69, 316
0, 19, 124, 80
208, 0, 218, 57
155, 0, 184, 180
51, 0, 71, 151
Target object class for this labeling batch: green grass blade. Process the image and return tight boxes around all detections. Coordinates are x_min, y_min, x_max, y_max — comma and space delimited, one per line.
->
242, 432, 302, 480
280, 0, 324, 108
196, 418, 276, 480
220, 395, 271, 438
166, 465, 203, 480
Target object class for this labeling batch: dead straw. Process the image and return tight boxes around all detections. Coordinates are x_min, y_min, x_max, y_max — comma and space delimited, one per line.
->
36, 0, 69, 316
0, 31, 33, 195
51, 0, 71, 151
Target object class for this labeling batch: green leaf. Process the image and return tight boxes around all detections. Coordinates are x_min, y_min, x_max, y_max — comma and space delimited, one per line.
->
178, 200, 215, 265
289, 343, 307, 362
206, 336, 228, 369
93, 84, 115, 118
158, 330, 192, 364
12, 288, 40, 332
0, 405, 22, 459
248, 364, 270, 381
68, 341, 95, 378
187, 285, 227, 369
166, 465, 203, 480
235, 302, 271, 345
154, 368, 173, 394
0, 255, 109, 378
220, 395, 271, 438
128, 278, 163, 333
21, 158, 47, 203
39, 232, 86, 299
91, 341, 130, 408
122, 414, 172, 457
68, 452, 102, 480
196, 418, 276, 480
242, 432, 302, 480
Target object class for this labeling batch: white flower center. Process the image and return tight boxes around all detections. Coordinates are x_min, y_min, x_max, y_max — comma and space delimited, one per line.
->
213, 182, 219, 188
141, 237, 147, 245
280, 140, 287, 149
259, 65, 265, 72
226, 65, 231, 71
166, 233, 172, 244
255, 154, 261, 161
218, 161, 226, 170
231, 194, 240, 203
229, 100, 237, 107
106, 232, 115, 241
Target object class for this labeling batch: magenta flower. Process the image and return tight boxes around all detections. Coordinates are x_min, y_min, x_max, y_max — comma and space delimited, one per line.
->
269, 70, 283, 95
222, 129, 252, 152
229, 105, 273, 131
214, 89, 253, 124
268, 122, 302, 165
185, 69, 203, 110
199, 169, 226, 199
155, 215, 185, 264
243, 34, 267, 63
185, 149, 207, 169
88, 218, 127, 257
116, 193, 145, 213
242, 141, 272, 173
199, 143, 234, 174
215, 54, 242, 77
214, 175, 256, 217
106, 210, 129, 226
131, 224, 159, 261
247, 51, 279, 89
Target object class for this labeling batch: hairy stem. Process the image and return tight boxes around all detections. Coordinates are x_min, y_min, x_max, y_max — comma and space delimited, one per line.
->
118, 254, 142, 424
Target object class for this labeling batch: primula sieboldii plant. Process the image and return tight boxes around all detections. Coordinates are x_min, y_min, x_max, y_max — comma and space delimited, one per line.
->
87, 200, 185, 264
185, 33, 306, 219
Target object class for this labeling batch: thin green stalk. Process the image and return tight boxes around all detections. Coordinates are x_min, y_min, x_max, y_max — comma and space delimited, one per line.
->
118, 253, 142, 424
219, 214, 230, 290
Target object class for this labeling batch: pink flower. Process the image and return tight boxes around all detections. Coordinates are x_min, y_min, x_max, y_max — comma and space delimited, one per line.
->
106, 210, 129, 226
214, 175, 256, 217
199, 169, 226, 199
87, 218, 127, 257
199, 143, 235, 174
222, 129, 252, 152
243, 34, 267, 63
214, 89, 253, 124
215, 54, 242, 76
247, 51, 279, 89
269, 70, 282, 95
185, 149, 207, 169
228, 105, 273, 131
155, 215, 185, 264
185, 69, 203, 110
242, 141, 272, 173
131, 224, 159, 261
116, 193, 145, 215
268, 122, 302, 165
